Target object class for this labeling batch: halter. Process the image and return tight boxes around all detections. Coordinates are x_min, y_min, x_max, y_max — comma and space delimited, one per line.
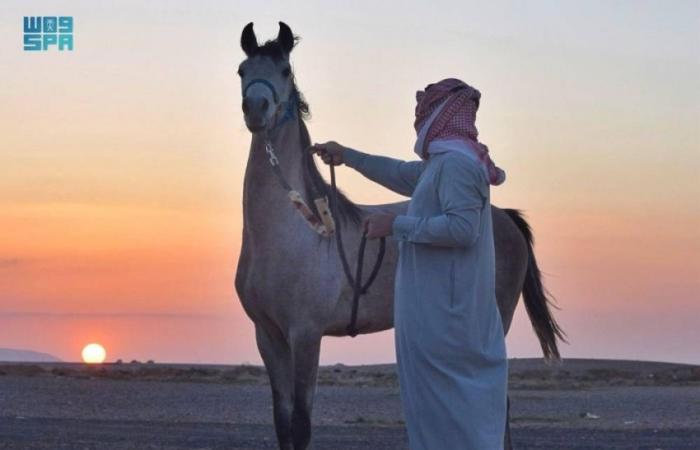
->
244, 78, 279, 103
243, 78, 297, 133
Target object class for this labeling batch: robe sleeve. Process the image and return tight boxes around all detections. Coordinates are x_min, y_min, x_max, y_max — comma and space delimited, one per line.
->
343, 148, 426, 197
392, 154, 487, 248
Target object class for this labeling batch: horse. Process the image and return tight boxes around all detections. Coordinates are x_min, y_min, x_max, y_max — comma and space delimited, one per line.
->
234, 22, 564, 450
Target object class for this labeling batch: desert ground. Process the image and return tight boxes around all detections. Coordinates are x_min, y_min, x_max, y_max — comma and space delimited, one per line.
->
0, 358, 698, 449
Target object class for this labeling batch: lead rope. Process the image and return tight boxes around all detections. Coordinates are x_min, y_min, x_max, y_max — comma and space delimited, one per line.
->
261, 99, 385, 337
329, 163, 386, 337
265, 139, 335, 237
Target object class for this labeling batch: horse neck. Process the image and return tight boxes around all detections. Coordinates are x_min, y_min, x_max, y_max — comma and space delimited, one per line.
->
243, 117, 308, 226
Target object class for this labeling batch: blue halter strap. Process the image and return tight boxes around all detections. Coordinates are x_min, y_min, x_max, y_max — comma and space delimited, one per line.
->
243, 78, 297, 132
243, 78, 279, 103
273, 92, 297, 130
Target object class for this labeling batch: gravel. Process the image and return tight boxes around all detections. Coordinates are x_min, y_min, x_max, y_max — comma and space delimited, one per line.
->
0, 360, 698, 449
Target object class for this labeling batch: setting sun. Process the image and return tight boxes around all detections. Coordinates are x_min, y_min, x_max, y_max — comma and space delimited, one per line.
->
82, 343, 107, 364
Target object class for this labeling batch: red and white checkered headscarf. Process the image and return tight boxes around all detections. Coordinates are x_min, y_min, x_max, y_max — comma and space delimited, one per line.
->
414, 78, 506, 186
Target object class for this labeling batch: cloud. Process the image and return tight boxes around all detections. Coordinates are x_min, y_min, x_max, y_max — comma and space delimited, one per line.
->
0, 258, 23, 269
0, 311, 222, 320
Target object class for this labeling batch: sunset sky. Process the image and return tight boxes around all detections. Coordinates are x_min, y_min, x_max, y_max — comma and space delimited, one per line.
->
1, 1, 698, 365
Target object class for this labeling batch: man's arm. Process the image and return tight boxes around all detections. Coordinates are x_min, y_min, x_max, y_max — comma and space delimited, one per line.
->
342, 148, 425, 197
392, 154, 486, 247
311, 141, 425, 197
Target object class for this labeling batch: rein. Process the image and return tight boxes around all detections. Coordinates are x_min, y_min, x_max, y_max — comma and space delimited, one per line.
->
329, 164, 386, 337
250, 81, 385, 337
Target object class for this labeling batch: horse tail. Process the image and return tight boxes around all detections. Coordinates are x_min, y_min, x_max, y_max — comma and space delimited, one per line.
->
503, 208, 566, 361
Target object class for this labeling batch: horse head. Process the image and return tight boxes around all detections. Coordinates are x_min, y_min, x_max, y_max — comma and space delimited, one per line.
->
238, 22, 299, 134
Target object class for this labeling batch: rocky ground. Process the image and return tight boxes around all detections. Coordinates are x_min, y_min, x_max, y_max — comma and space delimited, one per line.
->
0, 358, 698, 449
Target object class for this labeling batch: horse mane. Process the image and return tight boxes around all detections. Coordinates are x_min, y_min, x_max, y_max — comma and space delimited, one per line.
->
297, 119, 362, 225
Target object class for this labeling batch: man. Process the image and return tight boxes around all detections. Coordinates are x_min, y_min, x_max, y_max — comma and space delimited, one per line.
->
312, 78, 507, 449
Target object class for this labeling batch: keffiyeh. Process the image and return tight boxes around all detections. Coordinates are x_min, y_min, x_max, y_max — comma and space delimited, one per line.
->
414, 78, 506, 186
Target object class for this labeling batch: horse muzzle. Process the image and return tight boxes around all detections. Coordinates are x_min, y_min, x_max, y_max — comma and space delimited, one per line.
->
242, 96, 273, 133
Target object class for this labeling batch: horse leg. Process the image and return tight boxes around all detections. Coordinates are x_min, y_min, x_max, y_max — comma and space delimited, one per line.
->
256, 322, 294, 450
290, 331, 322, 450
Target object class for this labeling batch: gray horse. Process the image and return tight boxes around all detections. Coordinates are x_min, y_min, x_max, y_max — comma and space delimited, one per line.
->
235, 22, 564, 450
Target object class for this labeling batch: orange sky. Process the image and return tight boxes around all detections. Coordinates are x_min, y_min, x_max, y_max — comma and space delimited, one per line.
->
1, 1, 698, 364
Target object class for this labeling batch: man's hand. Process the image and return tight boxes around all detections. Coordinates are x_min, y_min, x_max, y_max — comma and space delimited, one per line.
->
363, 213, 397, 239
309, 141, 346, 166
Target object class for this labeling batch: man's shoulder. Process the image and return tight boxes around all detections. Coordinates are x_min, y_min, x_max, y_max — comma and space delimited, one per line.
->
433, 150, 485, 182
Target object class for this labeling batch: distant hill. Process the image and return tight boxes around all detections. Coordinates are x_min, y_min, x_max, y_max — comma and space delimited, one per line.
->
0, 348, 61, 362
0, 358, 696, 388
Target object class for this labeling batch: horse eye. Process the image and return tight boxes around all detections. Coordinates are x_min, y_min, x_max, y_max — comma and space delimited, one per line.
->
237, 68, 244, 77
282, 68, 291, 77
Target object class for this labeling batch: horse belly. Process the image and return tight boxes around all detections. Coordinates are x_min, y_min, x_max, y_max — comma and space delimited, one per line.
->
236, 249, 338, 329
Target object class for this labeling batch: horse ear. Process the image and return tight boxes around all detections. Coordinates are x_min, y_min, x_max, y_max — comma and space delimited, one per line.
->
278, 21, 295, 54
241, 22, 258, 57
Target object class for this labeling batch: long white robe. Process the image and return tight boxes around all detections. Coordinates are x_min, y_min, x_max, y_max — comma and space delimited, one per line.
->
344, 144, 508, 450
